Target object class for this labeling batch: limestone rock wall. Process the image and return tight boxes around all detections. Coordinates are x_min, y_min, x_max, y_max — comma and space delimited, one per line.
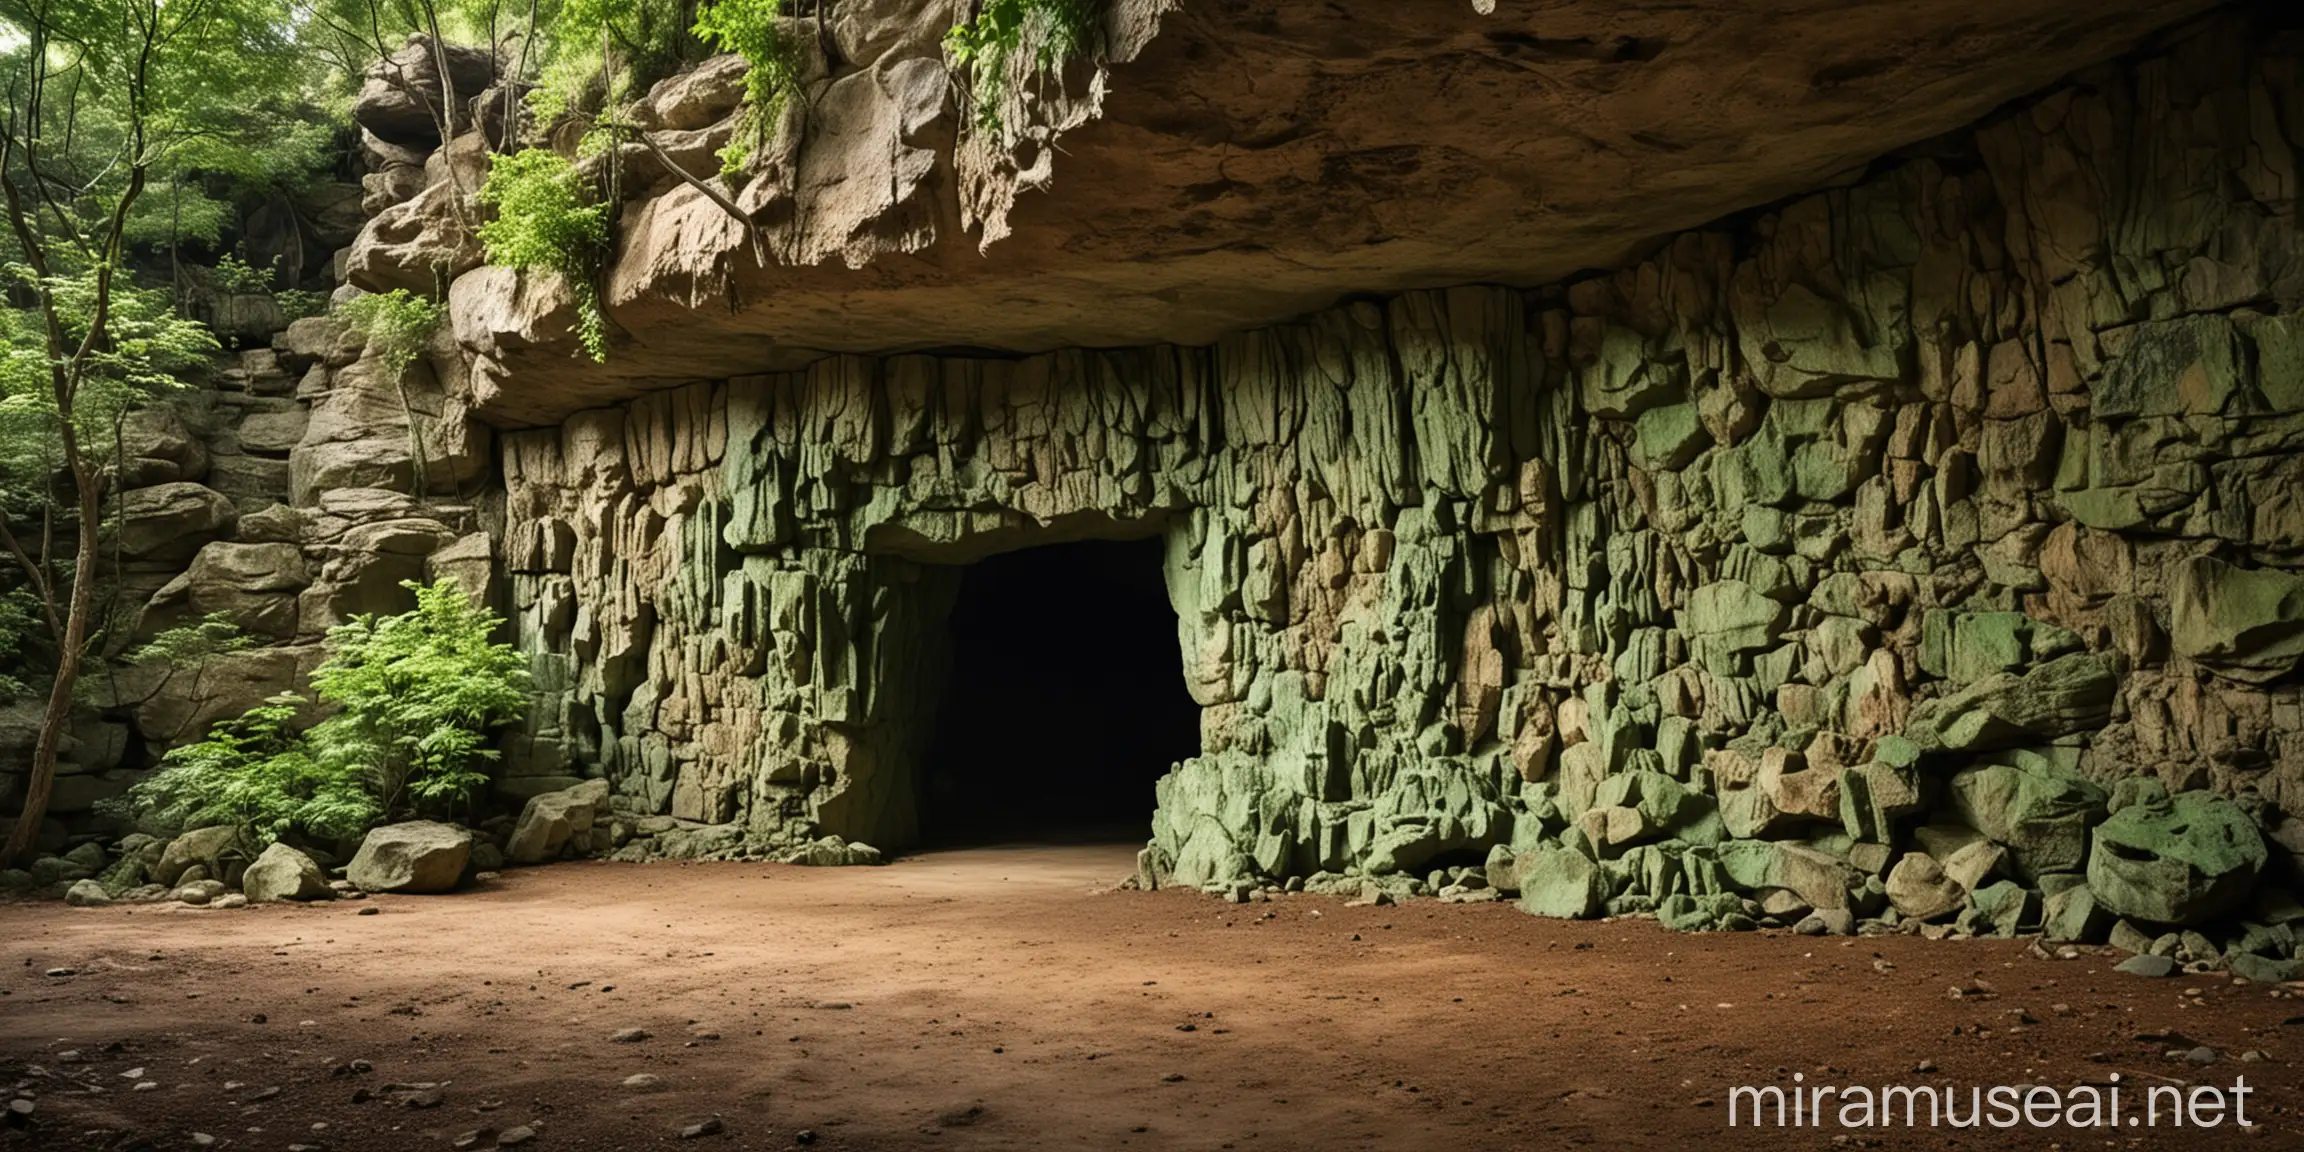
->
496, 12, 2304, 943
0, 314, 496, 850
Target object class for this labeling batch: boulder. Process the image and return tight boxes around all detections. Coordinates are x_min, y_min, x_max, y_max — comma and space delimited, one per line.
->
346, 821, 472, 893
1886, 852, 1964, 921
1909, 653, 2117, 752
1947, 754, 2107, 878
154, 825, 251, 888
1514, 848, 1605, 920
354, 33, 497, 146
1684, 580, 1789, 653
171, 878, 229, 905
235, 407, 311, 456
114, 405, 211, 488
141, 541, 310, 640
64, 878, 112, 907
2087, 790, 2267, 926
780, 836, 887, 866
1715, 840, 1862, 912
635, 53, 749, 131
1911, 823, 2007, 891
1756, 748, 1840, 823
118, 482, 236, 561
133, 644, 325, 747
241, 842, 336, 903
506, 779, 610, 865
2042, 884, 2111, 943
2168, 556, 2304, 683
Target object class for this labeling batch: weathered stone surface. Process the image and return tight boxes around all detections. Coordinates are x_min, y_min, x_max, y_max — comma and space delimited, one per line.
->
1947, 755, 2108, 879
142, 542, 310, 640
1515, 848, 1605, 920
55, 4, 2303, 961
507, 779, 610, 865
431, 0, 2215, 421
1886, 852, 1964, 922
353, 34, 496, 146
346, 821, 471, 894
2169, 557, 2304, 683
118, 483, 236, 561
241, 842, 335, 902
154, 826, 251, 889
1909, 655, 2117, 753
2088, 790, 2267, 926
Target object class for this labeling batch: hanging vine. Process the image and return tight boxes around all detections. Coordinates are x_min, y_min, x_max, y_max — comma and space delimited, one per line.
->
943, 0, 1100, 142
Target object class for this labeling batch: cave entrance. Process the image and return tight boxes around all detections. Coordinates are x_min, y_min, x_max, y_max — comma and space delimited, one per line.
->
918, 537, 1202, 848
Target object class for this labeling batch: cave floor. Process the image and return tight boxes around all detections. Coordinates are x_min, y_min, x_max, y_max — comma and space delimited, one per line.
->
2, 845, 2298, 1151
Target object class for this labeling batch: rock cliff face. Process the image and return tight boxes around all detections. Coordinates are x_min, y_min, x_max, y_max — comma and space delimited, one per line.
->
400, 0, 2222, 422
471, 4, 2304, 943
21, 2, 2304, 955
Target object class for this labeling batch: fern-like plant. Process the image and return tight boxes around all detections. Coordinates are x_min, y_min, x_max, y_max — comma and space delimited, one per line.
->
116, 580, 531, 843
305, 578, 532, 822
944, 0, 1098, 139
113, 694, 377, 843
478, 148, 612, 362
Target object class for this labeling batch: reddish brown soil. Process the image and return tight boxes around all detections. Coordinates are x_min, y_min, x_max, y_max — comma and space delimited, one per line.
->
2, 844, 2298, 1151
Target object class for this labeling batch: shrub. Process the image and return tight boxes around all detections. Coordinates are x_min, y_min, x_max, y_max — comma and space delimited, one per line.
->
113, 694, 374, 843
339, 289, 445, 382
118, 580, 531, 843
212, 252, 279, 295
304, 578, 531, 822
275, 289, 329, 320
477, 148, 611, 362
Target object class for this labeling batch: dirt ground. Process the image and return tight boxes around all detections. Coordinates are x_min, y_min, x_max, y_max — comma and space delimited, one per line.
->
1, 844, 2298, 1151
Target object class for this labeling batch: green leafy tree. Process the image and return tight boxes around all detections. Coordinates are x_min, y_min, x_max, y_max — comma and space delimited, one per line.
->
0, 0, 310, 863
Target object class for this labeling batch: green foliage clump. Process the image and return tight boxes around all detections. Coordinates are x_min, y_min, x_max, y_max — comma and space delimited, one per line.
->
0, 587, 43, 702
113, 694, 371, 843
304, 578, 531, 825
212, 253, 279, 295
275, 289, 330, 321
477, 149, 611, 362
945, 0, 1098, 139
120, 580, 531, 843
135, 612, 254, 669
0, 269, 219, 485
518, 0, 698, 138
692, 0, 805, 175
340, 289, 446, 383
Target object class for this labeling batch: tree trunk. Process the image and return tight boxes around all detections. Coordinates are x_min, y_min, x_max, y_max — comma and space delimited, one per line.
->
3, 454, 97, 865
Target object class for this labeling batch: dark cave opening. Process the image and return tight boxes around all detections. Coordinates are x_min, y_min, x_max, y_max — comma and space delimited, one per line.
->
919, 537, 1203, 847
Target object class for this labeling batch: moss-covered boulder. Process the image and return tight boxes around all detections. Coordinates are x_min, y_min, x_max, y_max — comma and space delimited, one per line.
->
1910, 654, 2117, 752
1947, 752, 2108, 878
2087, 790, 2267, 926
2168, 556, 2304, 683
1515, 847, 1605, 920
